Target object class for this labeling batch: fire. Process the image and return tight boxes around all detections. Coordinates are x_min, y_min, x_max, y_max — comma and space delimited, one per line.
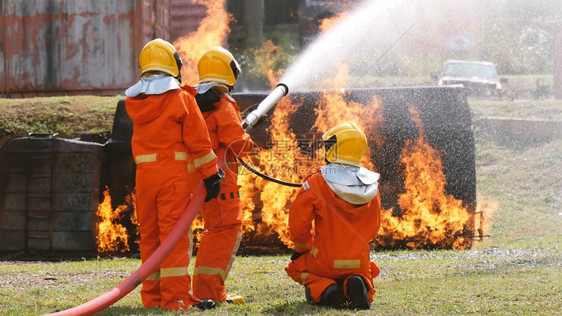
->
319, 12, 347, 32
173, 0, 233, 85
252, 40, 286, 86
238, 97, 301, 246
236, 36, 475, 250
96, 188, 133, 253
377, 106, 473, 249
471, 194, 498, 248
238, 53, 386, 247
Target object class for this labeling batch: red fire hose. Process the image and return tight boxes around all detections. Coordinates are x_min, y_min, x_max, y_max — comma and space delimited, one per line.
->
45, 148, 226, 316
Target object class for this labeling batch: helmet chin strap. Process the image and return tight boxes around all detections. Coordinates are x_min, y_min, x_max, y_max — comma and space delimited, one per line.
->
173, 52, 183, 83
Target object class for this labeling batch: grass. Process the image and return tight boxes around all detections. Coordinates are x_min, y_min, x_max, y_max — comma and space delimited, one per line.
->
0, 95, 121, 141
1, 248, 560, 315
0, 93, 561, 315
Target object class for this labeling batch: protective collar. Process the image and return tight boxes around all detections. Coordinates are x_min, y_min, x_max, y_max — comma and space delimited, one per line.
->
196, 82, 230, 94
320, 163, 380, 205
125, 73, 180, 97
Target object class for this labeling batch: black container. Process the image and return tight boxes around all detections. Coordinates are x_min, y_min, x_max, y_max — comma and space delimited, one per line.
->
0, 134, 105, 252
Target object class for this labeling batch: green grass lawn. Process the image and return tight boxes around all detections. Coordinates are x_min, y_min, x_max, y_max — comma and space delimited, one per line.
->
0, 95, 561, 315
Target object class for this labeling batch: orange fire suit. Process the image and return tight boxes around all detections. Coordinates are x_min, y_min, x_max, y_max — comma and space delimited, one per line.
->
285, 173, 381, 304
126, 85, 219, 310
186, 91, 253, 302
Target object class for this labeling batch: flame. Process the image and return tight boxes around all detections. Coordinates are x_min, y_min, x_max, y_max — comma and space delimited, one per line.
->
191, 212, 206, 247
377, 106, 473, 249
319, 12, 347, 32
96, 188, 132, 253
238, 51, 386, 247
471, 194, 498, 249
237, 38, 474, 250
239, 97, 302, 246
173, 0, 233, 85
252, 40, 286, 86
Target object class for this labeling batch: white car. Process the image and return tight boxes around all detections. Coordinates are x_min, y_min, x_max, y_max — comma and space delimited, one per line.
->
437, 60, 504, 98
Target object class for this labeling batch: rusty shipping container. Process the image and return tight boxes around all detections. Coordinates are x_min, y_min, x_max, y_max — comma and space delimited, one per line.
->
0, 0, 205, 97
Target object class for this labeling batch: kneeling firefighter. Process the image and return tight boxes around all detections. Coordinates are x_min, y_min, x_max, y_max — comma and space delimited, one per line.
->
285, 122, 382, 310
184, 46, 254, 304
125, 38, 223, 311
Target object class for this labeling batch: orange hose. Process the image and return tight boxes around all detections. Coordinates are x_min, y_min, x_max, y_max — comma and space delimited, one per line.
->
45, 148, 226, 316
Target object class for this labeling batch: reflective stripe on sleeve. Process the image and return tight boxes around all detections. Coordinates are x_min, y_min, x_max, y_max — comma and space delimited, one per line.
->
174, 151, 187, 161
294, 241, 310, 249
193, 151, 217, 168
135, 153, 157, 164
300, 272, 309, 285
311, 246, 318, 257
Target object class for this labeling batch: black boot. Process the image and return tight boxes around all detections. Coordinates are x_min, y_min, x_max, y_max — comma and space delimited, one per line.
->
318, 284, 344, 307
194, 299, 216, 310
346, 275, 370, 310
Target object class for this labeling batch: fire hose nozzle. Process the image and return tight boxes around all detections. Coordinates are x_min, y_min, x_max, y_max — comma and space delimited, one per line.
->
276, 83, 289, 96
243, 83, 289, 131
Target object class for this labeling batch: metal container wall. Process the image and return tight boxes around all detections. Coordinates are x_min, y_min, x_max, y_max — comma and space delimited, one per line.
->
0, 134, 105, 252
0, 0, 173, 97
170, 0, 206, 41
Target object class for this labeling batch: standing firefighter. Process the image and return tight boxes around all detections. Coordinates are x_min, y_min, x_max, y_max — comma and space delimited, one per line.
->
285, 122, 382, 310
186, 46, 254, 304
125, 38, 223, 311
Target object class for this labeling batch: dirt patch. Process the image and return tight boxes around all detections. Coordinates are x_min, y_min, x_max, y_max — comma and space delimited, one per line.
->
0, 270, 128, 290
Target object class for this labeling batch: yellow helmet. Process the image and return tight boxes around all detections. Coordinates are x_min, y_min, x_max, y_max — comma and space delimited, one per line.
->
139, 38, 182, 77
322, 122, 367, 167
197, 46, 241, 87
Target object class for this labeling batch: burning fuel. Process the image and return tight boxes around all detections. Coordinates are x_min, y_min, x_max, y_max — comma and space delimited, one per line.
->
377, 106, 473, 250
96, 188, 136, 253
173, 0, 232, 85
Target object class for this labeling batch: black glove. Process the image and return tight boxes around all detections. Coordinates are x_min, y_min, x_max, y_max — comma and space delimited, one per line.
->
195, 89, 222, 113
203, 169, 225, 202
290, 248, 305, 261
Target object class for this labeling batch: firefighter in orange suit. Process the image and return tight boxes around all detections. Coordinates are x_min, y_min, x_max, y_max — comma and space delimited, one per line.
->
125, 38, 223, 311
285, 121, 382, 310
185, 47, 253, 304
